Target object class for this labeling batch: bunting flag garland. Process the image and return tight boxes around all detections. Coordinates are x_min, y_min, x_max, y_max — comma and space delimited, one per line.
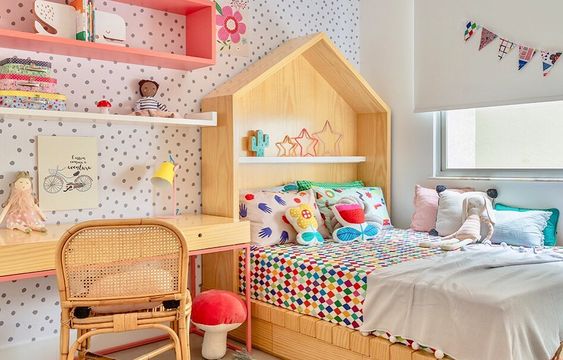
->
541, 50, 562, 77
464, 21, 478, 41
464, 20, 562, 77
518, 45, 536, 70
497, 38, 516, 60
479, 28, 498, 50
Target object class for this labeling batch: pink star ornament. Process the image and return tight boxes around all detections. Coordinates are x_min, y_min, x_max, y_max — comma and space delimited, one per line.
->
293, 128, 318, 157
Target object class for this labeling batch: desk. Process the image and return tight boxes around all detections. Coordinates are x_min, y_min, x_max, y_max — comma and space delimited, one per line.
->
0, 214, 252, 353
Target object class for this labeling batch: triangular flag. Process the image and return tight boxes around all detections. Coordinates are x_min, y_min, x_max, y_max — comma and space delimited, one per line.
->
479, 28, 497, 50
518, 45, 536, 70
497, 38, 516, 60
464, 21, 478, 41
541, 50, 562, 77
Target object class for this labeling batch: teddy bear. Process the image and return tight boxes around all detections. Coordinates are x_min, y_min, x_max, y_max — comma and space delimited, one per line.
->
132, 80, 177, 118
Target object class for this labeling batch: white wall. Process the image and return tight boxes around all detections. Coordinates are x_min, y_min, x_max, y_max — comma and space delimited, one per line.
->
360, 0, 563, 245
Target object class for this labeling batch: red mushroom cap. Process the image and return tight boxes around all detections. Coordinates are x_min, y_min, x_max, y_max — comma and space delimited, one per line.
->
192, 290, 247, 326
97, 100, 112, 107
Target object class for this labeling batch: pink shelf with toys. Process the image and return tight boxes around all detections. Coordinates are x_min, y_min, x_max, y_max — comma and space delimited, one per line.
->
0, 0, 216, 70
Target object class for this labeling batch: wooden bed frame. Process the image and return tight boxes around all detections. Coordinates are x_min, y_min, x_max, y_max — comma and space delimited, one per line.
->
199, 33, 442, 360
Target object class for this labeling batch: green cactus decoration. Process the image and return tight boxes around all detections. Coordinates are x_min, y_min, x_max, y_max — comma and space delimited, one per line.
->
250, 129, 270, 157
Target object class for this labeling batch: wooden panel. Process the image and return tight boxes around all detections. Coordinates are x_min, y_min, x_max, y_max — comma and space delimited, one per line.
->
206, 33, 389, 114
390, 344, 415, 360
273, 325, 364, 360
201, 95, 240, 293
412, 351, 437, 360
283, 310, 302, 332
202, 96, 238, 218
270, 306, 287, 327
357, 112, 392, 212
229, 317, 273, 353
315, 320, 336, 343
350, 332, 371, 356
302, 37, 389, 113
252, 301, 272, 322
332, 325, 354, 349
299, 315, 318, 337
370, 336, 391, 360
236, 55, 358, 158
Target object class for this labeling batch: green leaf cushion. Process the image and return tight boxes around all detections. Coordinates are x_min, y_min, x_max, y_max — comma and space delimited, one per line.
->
297, 180, 364, 192
494, 203, 559, 246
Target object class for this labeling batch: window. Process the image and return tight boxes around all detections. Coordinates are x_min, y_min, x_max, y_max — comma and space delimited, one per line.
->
437, 100, 563, 178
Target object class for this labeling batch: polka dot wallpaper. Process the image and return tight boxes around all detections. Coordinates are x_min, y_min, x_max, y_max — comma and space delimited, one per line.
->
0, 0, 360, 348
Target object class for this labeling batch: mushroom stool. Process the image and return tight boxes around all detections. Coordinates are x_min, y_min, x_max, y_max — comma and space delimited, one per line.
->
192, 289, 248, 359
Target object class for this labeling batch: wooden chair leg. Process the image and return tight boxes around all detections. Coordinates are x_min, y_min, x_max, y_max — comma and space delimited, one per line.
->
178, 311, 190, 360
60, 309, 71, 360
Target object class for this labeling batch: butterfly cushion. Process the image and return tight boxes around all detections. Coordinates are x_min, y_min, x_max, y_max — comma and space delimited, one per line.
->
285, 203, 324, 246
239, 189, 327, 246
312, 186, 392, 233
332, 203, 380, 242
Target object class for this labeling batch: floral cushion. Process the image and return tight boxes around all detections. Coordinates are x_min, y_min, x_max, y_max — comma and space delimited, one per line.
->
312, 186, 392, 233
239, 189, 328, 246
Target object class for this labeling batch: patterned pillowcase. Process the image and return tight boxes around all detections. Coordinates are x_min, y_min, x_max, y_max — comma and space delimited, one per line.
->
239, 189, 328, 246
312, 186, 392, 233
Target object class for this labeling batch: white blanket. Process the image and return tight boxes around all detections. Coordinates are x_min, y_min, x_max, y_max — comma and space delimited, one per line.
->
361, 245, 563, 360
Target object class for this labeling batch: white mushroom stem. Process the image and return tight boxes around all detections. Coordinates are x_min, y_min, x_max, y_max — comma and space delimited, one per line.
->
193, 322, 243, 360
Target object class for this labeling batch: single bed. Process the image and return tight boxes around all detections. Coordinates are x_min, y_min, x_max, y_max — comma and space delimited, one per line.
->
240, 229, 442, 329
238, 229, 563, 359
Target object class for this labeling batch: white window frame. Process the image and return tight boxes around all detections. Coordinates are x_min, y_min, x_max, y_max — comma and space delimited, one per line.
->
434, 112, 563, 181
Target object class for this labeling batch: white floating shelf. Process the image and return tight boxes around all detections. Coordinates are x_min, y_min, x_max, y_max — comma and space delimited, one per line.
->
239, 156, 367, 164
0, 107, 217, 127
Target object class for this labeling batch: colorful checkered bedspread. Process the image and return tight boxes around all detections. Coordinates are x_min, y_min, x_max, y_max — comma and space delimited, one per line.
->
240, 228, 443, 329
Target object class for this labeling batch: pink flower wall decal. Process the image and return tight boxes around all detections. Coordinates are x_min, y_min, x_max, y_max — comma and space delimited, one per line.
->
216, 6, 247, 44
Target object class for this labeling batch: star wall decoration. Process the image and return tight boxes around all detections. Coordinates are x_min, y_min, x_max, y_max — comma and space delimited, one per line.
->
275, 135, 297, 157
293, 128, 318, 157
313, 120, 342, 156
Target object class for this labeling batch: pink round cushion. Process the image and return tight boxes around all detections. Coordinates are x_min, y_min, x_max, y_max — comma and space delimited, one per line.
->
192, 290, 247, 326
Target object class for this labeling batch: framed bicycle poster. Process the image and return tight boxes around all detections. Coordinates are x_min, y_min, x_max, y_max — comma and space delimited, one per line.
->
37, 136, 99, 211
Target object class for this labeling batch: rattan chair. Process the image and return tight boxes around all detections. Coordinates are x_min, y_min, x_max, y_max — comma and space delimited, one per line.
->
56, 219, 191, 360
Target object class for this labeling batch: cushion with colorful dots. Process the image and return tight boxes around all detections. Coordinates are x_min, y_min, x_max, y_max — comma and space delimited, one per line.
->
239, 189, 328, 246
285, 203, 324, 246
311, 186, 392, 233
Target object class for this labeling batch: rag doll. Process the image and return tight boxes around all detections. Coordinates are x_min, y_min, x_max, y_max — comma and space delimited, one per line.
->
420, 194, 494, 251
133, 80, 177, 118
0, 172, 46, 233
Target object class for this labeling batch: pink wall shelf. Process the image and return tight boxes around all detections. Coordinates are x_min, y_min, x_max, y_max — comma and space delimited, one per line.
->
0, 0, 216, 70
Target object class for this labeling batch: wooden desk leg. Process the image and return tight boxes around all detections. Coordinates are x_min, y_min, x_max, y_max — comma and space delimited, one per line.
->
244, 244, 252, 353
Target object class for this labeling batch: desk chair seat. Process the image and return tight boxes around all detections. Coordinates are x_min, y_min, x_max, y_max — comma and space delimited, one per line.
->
56, 219, 191, 360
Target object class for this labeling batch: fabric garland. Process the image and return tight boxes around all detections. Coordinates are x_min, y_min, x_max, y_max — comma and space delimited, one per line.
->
465, 21, 561, 77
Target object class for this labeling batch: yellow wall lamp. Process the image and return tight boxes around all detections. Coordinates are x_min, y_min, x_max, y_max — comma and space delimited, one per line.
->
151, 155, 180, 218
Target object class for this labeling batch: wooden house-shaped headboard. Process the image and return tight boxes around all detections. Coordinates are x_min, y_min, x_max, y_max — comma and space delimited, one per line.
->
201, 33, 391, 292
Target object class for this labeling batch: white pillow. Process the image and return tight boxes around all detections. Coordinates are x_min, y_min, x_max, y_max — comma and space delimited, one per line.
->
491, 210, 550, 247
435, 190, 490, 236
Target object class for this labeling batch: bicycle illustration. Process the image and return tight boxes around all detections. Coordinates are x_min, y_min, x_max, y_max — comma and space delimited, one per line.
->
43, 166, 93, 194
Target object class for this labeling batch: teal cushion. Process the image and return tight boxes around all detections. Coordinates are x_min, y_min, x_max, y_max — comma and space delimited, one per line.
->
494, 203, 559, 246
